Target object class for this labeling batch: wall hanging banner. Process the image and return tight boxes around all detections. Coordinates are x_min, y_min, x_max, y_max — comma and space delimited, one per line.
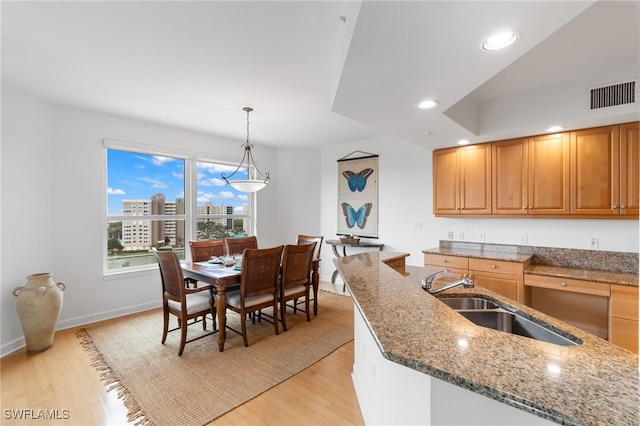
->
337, 151, 379, 238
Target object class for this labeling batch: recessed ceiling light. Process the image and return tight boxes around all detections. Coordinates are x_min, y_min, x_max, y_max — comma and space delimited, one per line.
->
457, 139, 470, 145
546, 125, 565, 132
482, 31, 519, 51
416, 100, 439, 109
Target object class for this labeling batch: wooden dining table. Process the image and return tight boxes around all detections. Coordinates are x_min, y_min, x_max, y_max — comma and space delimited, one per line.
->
181, 258, 320, 352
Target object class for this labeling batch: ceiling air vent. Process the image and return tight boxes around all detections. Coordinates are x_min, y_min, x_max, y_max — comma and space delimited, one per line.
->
590, 81, 636, 109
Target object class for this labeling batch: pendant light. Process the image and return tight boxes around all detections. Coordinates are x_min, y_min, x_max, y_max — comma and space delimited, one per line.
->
222, 107, 270, 192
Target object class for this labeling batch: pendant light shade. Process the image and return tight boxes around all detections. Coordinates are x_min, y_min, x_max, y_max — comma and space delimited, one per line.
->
222, 107, 270, 192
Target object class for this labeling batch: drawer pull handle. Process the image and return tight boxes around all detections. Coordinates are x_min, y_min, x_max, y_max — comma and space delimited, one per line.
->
561, 282, 567, 287
621, 205, 626, 209
442, 260, 448, 263
491, 265, 496, 269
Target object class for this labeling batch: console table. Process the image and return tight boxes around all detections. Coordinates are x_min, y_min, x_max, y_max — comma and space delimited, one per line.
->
326, 239, 384, 290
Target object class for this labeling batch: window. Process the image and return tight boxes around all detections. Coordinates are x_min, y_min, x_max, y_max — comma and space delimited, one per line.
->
105, 144, 253, 273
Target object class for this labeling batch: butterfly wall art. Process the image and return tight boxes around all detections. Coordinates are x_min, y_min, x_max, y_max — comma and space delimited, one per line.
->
337, 152, 378, 238
342, 168, 373, 192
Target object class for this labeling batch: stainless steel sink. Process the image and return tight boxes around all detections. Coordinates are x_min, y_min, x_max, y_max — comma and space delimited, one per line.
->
437, 297, 499, 310
436, 296, 581, 346
458, 309, 581, 346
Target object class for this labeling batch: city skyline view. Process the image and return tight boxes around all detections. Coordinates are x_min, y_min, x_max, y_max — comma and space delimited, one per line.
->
107, 149, 250, 215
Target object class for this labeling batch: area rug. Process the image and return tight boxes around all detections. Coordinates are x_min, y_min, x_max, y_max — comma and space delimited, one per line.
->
77, 291, 354, 426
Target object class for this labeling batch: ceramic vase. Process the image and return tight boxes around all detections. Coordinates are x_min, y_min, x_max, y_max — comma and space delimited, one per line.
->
12, 273, 66, 353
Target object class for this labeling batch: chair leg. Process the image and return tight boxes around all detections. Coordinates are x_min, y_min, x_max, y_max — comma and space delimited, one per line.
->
305, 291, 311, 322
280, 299, 288, 332
178, 316, 188, 356
241, 310, 249, 347
202, 314, 207, 330
273, 302, 279, 336
162, 308, 169, 344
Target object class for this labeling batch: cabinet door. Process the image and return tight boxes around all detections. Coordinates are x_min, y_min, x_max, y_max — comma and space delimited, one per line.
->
610, 284, 639, 321
528, 132, 570, 214
570, 125, 619, 215
619, 122, 639, 217
610, 317, 639, 354
433, 148, 460, 214
471, 271, 518, 302
492, 138, 528, 215
459, 144, 491, 215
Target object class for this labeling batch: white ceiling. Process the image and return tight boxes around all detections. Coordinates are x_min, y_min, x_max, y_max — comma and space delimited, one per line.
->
2, 1, 638, 150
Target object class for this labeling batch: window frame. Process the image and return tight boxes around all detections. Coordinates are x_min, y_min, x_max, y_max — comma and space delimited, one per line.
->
103, 139, 255, 276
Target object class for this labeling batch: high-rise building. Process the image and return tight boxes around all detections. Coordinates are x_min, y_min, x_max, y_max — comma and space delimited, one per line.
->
121, 194, 184, 251
197, 202, 234, 228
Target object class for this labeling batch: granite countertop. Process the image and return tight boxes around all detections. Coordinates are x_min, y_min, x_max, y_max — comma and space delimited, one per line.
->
423, 246, 534, 263
525, 264, 638, 287
336, 252, 639, 426
423, 246, 638, 287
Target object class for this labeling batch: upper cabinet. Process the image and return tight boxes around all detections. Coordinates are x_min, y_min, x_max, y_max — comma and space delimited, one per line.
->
620, 122, 639, 216
433, 144, 491, 215
570, 123, 639, 216
434, 122, 638, 219
492, 134, 570, 215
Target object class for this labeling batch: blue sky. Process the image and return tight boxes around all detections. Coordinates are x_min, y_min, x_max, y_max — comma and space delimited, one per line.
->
107, 149, 249, 215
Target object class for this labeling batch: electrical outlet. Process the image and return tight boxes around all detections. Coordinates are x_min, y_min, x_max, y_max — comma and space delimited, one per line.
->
457, 231, 464, 240
415, 221, 423, 230
519, 234, 528, 244
447, 231, 454, 240
479, 232, 486, 241
589, 237, 599, 249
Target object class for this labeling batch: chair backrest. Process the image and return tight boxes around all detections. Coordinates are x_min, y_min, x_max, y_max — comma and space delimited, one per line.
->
240, 245, 283, 299
225, 235, 258, 255
153, 248, 186, 301
297, 234, 323, 261
281, 243, 316, 291
189, 239, 226, 261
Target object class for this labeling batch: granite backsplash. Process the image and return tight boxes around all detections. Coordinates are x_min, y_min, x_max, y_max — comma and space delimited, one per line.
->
438, 241, 639, 275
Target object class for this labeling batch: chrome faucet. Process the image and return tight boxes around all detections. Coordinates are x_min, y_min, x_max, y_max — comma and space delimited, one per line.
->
421, 271, 474, 294
421, 269, 447, 289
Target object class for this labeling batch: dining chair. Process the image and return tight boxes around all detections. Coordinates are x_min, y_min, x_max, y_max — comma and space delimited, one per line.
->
225, 235, 258, 256
224, 245, 284, 347
189, 239, 226, 262
297, 234, 324, 315
279, 242, 316, 331
297, 234, 323, 262
153, 248, 216, 356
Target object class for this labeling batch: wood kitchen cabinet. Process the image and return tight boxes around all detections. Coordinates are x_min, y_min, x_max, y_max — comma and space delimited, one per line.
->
436, 121, 638, 219
424, 253, 468, 277
468, 258, 529, 303
525, 275, 610, 339
433, 144, 491, 215
620, 122, 639, 216
424, 254, 528, 303
570, 122, 639, 216
491, 133, 570, 215
610, 284, 638, 354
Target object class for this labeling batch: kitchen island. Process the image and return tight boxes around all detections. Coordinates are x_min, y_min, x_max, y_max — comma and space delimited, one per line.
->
335, 251, 639, 425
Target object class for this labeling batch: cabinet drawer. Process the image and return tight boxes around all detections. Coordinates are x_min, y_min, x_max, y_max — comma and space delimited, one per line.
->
469, 258, 524, 275
525, 275, 610, 297
424, 254, 468, 270
611, 285, 639, 321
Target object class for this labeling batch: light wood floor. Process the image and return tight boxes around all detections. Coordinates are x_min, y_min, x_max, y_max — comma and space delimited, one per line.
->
1, 282, 364, 426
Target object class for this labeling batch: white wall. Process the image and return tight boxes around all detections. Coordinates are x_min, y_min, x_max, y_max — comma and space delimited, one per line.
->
1, 83, 280, 355
275, 147, 322, 245
318, 135, 639, 283
1, 84, 55, 350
